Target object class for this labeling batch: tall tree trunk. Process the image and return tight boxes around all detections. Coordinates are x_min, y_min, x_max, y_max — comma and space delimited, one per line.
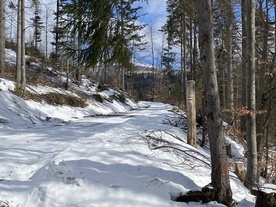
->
0, 0, 5, 73
45, 5, 49, 59
192, 19, 197, 81
150, 24, 155, 99
189, 18, 193, 79
120, 0, 125, 91
20, 0, 26, 91
180, 5, 184, 103
77, 32, 82, 83
245, 0, 258, 189
180, 1, 187, 105
224, 1, 234, 127
55, 0, 60, 59
16, 0, 22, 84
195, 1, 233, 206
241, 0, 247, 135
256, 0, 269, 155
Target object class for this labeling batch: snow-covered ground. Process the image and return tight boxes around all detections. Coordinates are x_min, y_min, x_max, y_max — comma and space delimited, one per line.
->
0, 78, 256, 207
0, 48, 256, 206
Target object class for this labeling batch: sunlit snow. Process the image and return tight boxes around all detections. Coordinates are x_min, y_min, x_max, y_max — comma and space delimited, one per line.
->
0, 49, 256, 207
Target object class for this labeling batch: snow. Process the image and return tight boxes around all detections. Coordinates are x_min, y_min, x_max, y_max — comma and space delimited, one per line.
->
0, 49, 255, 206
259, 184, 276, 194
0, 78, 15, 91
27, 85, 76, 96
5, 49, 16, 66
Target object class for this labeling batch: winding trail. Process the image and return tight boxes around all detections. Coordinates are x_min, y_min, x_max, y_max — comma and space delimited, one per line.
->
0, 102, 253, 207
1, 102, 190, 207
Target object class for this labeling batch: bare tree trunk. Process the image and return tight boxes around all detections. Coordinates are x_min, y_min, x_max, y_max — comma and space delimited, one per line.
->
0, 0, 5, 73
55, 0, 60, 59
245, 0, 258, 189
256, 0, 269, 155
20, 0, 26, 91
192, 19, 197, 81
16, 0, 22, 84
224, 1, 234, 128
195, 1, 233, 206
189, 18, 193, 79
180, 0, 187, 105
45, 5, 49, 59
241, 0, 247, 135
183, 9, 187, 105
77, 33, 82, 83
150, 24, 155, 100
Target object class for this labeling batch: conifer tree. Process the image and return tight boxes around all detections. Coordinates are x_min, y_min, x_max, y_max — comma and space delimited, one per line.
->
163, 0, 187, 102
163, 0, 197, 104
31, 3, 43, 50
59, 0, 146, 85
109, 0, 145, 90
52, 0, 67, 60
161, 45, 175, 70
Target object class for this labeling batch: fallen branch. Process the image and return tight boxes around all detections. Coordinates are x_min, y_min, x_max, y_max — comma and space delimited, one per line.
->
151, 145, 210, 167
162, 130, 185, 143
146, 129, 185, 143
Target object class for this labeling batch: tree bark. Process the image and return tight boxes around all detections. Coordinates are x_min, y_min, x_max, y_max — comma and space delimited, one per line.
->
255, 189, 276, 207
192, 19, 197, 81
180, 0, 187, 105
245, 0, 258, 189
195, 1, 233, 206
256, 0, 269, 157
0, 0, 5, 73
16, 0, 22, 84
241, 0, 247, 135
224, 1, 234, 128
16, 0, 26, 92
20, 0, 26, 91
187, 80, 196, 148
45, 5, 49, 59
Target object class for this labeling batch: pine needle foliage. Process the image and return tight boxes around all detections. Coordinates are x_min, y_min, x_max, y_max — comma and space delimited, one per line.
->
58, 0, 147, 68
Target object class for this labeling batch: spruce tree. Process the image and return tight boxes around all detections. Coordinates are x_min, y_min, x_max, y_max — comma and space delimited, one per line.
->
59, 0, 146, 74
31, 3, 43, 50
51, 0, 67, 60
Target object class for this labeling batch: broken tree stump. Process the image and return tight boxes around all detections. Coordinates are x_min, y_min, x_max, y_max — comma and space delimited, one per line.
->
187, 80, 197, 148
255, 185, 276, 207
235, 162, 245, 181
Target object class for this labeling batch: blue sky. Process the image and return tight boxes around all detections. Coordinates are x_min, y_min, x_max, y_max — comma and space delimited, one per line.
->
4, 0, 168, 66
133, 0, 169, 67
136, 0, 167, 31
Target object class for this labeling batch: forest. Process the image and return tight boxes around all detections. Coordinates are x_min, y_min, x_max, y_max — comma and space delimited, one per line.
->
0, 0, 276, 206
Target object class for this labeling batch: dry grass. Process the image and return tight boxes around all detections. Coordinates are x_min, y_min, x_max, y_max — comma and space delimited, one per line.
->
12, 89, 88, 108
3, 62, 88, 108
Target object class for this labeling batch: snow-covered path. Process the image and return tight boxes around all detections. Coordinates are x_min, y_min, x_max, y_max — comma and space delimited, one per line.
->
0, 102, 254, 207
